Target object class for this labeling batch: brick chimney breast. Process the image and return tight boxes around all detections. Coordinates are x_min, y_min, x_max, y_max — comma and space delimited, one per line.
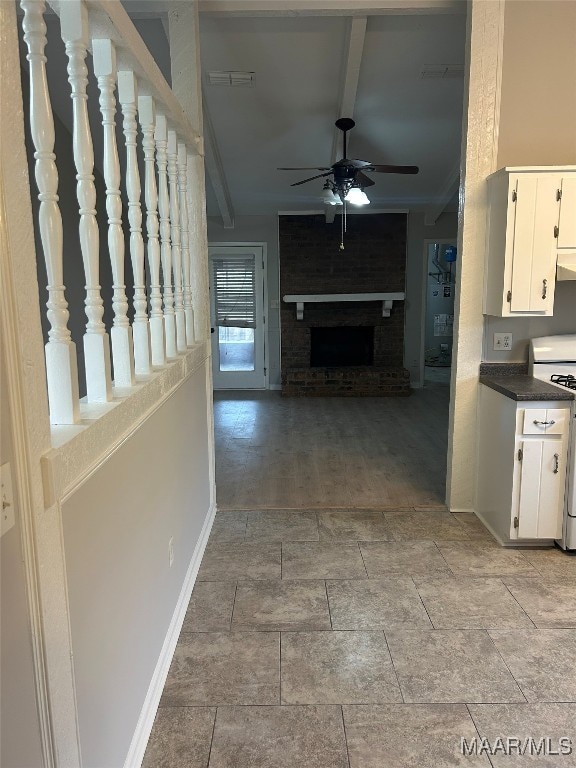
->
279, 213, 410, 396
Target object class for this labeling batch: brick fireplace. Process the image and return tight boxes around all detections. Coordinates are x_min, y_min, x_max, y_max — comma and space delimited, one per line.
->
280, 213, 410, 396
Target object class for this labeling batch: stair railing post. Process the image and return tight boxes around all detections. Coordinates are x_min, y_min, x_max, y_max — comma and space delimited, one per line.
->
21, 0, 81, 425
178, 142, 194, 346
167, 129, 186, 352
118, 69, 151, 376
155, 114, 177, 359
60, 0, 112, 402
138, 95, 165, 366
92, 38, 135, 387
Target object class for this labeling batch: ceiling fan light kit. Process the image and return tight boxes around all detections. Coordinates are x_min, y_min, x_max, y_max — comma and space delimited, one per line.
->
279, 117, 418, 246
345, 187, 370, 206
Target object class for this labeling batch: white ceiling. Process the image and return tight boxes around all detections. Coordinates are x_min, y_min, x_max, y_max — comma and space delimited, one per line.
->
129, 2, 467, 223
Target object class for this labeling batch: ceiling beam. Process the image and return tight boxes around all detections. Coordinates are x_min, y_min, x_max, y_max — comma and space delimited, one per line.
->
202, 92, 235, 228
331, 16, 367, 163
424, 163, 460, 225
199, 0, 465, 16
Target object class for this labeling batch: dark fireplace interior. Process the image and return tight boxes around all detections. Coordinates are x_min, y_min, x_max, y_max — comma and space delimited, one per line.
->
311, 326, 374, 367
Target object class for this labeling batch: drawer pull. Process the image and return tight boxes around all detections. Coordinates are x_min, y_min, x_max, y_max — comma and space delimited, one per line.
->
553, 453, 559, 474
533, 419, 555, 426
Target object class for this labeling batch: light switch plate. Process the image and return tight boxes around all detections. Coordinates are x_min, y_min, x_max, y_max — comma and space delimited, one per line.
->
493, 332, 513, 351
1, 462, 16, 537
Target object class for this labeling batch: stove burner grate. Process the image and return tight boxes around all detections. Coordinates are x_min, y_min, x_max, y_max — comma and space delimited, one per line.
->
551, 374, 576, 390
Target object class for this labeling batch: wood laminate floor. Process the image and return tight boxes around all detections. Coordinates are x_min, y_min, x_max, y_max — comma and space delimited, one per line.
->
214, 385, 450, 509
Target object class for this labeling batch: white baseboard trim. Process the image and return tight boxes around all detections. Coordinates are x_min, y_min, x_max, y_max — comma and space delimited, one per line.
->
124, 501, 217, 768
269, 384, 282, 391
449, 507, 475, 514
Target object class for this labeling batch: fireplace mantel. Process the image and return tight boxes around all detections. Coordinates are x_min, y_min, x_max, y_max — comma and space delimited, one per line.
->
283, 292, 405, 320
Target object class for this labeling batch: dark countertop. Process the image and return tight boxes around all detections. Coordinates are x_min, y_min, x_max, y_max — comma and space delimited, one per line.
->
480, 375, 575, 401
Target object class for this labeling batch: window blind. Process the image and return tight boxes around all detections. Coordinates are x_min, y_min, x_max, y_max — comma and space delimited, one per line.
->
213, 257, 257, 328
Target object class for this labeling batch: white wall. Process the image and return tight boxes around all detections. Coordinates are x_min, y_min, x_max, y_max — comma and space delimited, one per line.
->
62, 365, 212, 768
0, 337, 45, 768
405, 211, 458, 386
207, 214, 281, 387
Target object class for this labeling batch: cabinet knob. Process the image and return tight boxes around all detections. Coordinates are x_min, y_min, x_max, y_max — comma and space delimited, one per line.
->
553, 453, 559, 474
542, 279, 548, 300
554, 225, 559, 238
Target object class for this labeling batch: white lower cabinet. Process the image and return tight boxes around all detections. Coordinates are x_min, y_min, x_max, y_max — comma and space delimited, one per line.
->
477, 386, 569, 544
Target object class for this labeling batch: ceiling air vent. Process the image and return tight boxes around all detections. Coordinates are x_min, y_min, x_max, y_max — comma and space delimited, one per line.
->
420, 65, 464, 79
207, 70, 255, 87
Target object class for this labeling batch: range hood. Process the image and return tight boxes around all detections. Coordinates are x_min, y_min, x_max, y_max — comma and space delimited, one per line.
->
557, 251, 576, 280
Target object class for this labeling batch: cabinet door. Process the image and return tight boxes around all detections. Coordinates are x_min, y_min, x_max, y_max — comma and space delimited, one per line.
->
517, 439, 566, 539
510, 175, 558, 314
557, 176, 576, 249
538, 441, 567, 538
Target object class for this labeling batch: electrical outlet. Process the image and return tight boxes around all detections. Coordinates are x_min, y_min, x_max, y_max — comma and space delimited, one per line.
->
168, 537, 174, 568
493, 332, 513, 351
1, 463, 16, 537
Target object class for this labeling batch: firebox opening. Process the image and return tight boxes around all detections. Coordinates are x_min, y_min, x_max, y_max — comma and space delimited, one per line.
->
310, 326, 375, 367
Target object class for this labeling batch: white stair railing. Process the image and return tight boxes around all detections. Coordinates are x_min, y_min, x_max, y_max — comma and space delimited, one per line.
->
60, 1, 112, 403
179, 143, 195, 346
21, 0, 81, 426
19, 0, 203, 425
118, 70, 151, 376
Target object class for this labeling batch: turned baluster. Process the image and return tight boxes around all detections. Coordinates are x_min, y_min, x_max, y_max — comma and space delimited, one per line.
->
138, 95, 165, 366
178, 142, 194, 346
187, 150, 210, 341
60, 0, 112, 402
21, 0, 80, 425
118, 69, 151, 376
92, 38, 135, 387
155, 114, 176, 359
167, 129, 186, 352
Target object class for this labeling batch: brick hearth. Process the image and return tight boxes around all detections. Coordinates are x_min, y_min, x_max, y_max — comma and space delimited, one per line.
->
279, 213, 410, 397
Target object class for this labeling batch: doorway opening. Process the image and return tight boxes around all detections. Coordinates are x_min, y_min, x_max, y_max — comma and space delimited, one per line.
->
209, 244, 268, 390
421, 240, 457, 387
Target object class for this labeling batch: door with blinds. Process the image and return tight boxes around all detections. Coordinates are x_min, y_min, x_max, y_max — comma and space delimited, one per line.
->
209, 246, 267, 389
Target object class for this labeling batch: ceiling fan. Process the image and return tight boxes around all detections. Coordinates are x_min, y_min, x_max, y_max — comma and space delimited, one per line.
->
278, 117, 419, 206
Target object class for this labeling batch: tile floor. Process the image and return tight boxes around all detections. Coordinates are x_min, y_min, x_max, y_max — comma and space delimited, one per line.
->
143, 392, 576, 766
144, 508, 576, 767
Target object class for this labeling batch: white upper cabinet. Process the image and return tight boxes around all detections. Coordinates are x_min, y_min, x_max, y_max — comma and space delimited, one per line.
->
557, 176, 576, 249
483, 166, 576, 317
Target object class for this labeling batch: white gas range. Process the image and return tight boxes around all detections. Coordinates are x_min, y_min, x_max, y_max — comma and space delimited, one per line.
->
530, 334, 576, 551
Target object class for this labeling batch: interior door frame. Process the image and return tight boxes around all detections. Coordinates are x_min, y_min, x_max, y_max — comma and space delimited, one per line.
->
208, 242, 269, 390
420, 238, 458, 388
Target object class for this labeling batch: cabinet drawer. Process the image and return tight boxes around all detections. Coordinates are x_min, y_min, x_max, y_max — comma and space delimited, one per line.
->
521, 408, 567, 435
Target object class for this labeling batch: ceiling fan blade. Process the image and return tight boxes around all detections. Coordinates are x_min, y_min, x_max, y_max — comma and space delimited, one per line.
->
355, 171, 375, 188
278, 166, 331, 171
334, 159, 372, 169
367, 164, 419, 175
290, 171, 333, 187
